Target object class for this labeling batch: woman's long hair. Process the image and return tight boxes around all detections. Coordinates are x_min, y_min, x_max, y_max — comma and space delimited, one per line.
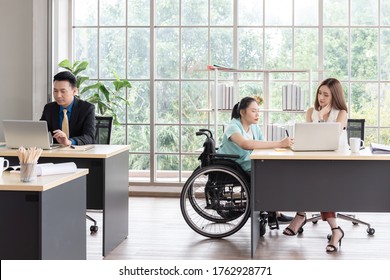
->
231, 97, 257, 119
314, 78, 348, 112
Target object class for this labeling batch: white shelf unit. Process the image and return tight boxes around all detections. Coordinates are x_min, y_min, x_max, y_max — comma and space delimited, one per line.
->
210, 68, 312, 144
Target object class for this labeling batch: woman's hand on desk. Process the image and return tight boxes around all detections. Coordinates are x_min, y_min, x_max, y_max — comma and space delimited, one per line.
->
279, 137, 293, 148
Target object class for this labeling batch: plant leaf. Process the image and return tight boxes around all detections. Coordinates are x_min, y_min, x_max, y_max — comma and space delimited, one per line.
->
86, 93, 101, 104
113, 80, 132, 91
73, 61, 89, 76
58, 59, 73, 71
98, 84, 111, 102
79, 82, 101, 95
114, 95, 131, 105
113, 71, 120, 81
76, 76, 89, 89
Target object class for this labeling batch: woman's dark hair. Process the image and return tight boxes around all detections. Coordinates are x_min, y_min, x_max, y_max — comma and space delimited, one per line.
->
231, 96, 257, 119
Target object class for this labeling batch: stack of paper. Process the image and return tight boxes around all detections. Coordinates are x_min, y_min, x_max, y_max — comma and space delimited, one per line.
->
370, 143, 390, 154
36, 162, 77, 176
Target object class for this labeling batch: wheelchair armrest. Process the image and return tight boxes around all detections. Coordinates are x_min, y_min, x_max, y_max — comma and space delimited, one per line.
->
213, 153, 239, 159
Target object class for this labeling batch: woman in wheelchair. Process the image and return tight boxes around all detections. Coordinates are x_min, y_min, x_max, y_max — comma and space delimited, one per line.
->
217, 96, 294, 224
283, 78, 347, 253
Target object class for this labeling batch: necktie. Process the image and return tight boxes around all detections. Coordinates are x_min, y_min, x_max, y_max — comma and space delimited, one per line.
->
62, 108, 69, 138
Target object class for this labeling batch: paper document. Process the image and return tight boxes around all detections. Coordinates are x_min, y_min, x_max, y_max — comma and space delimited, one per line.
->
8, 163, 54, 172
36, 162, 77, 176
370, 143, 390, 154
59, 145, 95, 151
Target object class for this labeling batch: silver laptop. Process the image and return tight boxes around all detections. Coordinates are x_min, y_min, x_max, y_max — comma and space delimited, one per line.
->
2, 120, 62, 150
291, 122, 341, 151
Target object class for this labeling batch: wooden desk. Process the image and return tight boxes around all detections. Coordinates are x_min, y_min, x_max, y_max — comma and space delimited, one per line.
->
250, 148, 390, 257
0, 169, 88, 260
0, 144, 130, 257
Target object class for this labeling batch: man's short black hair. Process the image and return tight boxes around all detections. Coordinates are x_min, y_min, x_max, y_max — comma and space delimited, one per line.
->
53, 71, 77, 88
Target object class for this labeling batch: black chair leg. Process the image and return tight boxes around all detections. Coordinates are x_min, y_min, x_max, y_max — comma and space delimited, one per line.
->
87, 214, 98, 233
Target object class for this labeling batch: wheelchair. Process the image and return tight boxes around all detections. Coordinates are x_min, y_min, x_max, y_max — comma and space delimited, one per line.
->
180, 129, 275, 238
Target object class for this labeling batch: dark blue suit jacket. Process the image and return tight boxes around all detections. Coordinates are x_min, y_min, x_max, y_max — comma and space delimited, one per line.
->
40, 97, 96, 145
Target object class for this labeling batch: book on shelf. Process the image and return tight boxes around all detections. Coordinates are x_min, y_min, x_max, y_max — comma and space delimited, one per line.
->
267, 123, 293, 141
282, 84, 305, 111
370, 143, 390, 154
213, 84, 235, 110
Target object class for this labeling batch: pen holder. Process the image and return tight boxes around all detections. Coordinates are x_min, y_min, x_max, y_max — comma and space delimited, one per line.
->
20, 162, 37, 182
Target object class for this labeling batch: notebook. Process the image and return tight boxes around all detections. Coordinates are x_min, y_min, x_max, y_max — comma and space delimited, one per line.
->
291, 122, 341, 151
2, 120, 62, 150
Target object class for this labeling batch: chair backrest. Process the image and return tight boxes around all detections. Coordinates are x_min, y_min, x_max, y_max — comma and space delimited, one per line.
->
347, 119, 365, 145
95, 116, 113, 144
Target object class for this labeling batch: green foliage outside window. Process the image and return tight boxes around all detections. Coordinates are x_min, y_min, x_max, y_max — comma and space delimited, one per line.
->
72, 0, 390, 182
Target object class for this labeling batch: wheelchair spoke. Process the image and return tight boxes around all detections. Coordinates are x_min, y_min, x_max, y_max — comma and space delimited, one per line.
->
180, 165, 250, 238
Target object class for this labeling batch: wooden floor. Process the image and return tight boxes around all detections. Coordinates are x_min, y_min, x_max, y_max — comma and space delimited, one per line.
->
87, 197, 390, 260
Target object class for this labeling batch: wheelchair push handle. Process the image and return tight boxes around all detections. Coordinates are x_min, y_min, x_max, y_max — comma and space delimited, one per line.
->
198, 128, 213, 139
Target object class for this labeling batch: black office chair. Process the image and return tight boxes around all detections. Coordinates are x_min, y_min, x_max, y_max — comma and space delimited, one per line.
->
87, 116, 113, 233
347, 119, 365, 147
305, 119, 375, 235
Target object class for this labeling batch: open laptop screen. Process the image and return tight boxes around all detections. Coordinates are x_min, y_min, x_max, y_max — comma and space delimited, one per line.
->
2, 120, 60, 150
291, 122, 341, 151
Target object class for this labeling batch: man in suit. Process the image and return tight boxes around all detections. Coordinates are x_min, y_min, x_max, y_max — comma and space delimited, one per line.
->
40, 71, 95, 146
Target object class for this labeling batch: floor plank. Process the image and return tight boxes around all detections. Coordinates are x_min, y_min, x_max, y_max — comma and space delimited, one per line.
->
86, 197, 390, 260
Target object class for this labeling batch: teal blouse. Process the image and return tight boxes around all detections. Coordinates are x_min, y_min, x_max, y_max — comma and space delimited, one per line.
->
217, 118, 263, 171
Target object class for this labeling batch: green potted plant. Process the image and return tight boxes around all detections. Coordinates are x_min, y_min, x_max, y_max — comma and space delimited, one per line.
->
58, 59, 131, 124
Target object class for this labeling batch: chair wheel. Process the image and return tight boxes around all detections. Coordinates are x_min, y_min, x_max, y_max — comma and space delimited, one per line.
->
90, 225, 98, 233
298, 227, 304, 234
367, 228, 375, 235
352, 222, 358, 225
327, 233, 332, 241
312, 220, 318, 224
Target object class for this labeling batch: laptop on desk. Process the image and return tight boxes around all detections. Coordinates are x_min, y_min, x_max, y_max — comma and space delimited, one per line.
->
291, 122, 341, 152
2, 120, 62, 150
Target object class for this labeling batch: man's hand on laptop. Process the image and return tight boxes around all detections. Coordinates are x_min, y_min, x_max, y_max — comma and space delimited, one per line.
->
52, 129, 72, 146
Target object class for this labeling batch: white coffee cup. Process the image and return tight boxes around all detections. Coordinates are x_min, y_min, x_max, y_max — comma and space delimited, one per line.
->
0, 157, 10, 177
350, 137, 364, 153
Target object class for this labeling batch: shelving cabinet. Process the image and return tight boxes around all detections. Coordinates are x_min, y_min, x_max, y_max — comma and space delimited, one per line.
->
209, 68, 312, 143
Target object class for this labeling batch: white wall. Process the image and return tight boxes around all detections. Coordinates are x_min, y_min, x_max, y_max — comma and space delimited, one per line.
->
0, 0, 48, 141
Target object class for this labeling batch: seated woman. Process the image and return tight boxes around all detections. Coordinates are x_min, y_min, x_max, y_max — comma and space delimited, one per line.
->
283, 77, 348, 253
217, 96, 293, 223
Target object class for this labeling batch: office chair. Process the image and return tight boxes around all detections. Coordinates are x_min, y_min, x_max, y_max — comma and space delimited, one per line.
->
87, 116, 113, 233
305, 119, 375, 236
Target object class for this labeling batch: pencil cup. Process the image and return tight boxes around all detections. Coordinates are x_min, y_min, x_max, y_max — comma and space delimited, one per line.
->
20, 163, 37, 182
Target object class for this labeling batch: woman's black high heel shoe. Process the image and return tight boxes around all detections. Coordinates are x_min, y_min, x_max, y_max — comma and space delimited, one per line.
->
283, 213, 306, 236
326, 226, 344, 252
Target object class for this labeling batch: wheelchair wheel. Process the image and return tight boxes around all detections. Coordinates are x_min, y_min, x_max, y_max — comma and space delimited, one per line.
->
180, 165, 250, 238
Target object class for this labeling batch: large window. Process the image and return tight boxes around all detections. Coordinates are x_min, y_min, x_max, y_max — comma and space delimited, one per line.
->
71, 0, 390, 185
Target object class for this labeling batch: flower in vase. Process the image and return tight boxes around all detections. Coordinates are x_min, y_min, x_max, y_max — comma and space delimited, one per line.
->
253, 95, 264, 106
